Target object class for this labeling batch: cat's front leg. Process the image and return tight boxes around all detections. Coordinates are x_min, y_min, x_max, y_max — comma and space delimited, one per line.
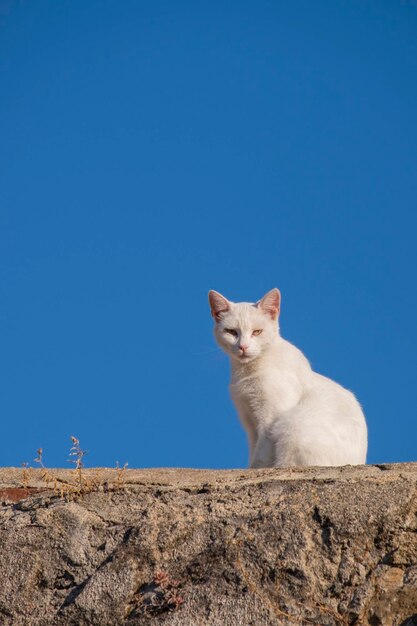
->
250, 433, 275, 468
232, 398, 258, 467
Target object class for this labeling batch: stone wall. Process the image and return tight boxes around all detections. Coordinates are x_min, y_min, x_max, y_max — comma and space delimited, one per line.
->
0, 464, 416, 625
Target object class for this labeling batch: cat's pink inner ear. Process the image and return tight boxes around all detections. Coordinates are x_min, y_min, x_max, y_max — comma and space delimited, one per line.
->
258, 288, 281, 320
208, 290, 230, 320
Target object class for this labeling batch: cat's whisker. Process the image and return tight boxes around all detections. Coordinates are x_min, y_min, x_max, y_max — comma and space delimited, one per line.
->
192, 347, 224, 357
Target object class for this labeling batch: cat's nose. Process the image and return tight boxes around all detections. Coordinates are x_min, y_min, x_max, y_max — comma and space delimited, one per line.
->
239, 344, 249, 353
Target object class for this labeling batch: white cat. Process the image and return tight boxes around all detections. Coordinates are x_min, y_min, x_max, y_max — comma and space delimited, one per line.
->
208, 288, 367, 468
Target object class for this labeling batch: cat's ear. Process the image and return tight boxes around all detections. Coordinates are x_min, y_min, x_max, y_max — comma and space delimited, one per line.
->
208, 290, 230, 321
258, 288, 281, 320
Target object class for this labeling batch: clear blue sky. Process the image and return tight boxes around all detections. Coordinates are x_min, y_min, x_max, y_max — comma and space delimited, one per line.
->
1, 0, 416, 469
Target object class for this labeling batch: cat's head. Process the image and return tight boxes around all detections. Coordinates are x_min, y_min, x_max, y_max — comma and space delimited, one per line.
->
208, 288, 280, 363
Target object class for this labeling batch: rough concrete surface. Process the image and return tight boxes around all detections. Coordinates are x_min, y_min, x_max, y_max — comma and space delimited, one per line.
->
0, 464, 416, 626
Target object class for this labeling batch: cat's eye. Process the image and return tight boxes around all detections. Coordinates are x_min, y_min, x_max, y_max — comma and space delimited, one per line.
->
252, 329, 263, 336
224, 328, 238, 337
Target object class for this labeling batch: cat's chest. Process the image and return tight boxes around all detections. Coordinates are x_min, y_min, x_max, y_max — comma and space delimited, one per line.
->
230, 366, 301, 417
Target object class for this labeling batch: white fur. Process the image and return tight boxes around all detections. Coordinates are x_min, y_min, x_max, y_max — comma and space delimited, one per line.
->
209, 288, 367, 468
